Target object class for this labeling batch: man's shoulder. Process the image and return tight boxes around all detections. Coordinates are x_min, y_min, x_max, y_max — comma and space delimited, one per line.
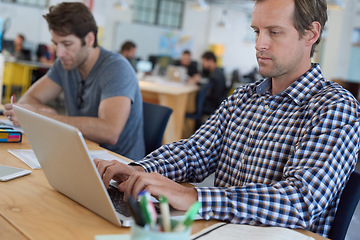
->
95, 47, 133, 73
314, 80, 358, 105
308, 79, 360, 119
99, 47, 125, 64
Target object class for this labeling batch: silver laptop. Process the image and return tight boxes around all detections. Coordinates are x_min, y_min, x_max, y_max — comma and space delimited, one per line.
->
166, 65, 187, 83
13, 105, 192, 227
13, 105, 134, 226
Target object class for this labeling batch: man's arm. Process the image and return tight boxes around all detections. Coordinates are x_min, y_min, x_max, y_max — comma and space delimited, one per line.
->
19, 75, 62, 112
4, 75, 62, 125
5, 75, 131, 145
45, 96, 131, 145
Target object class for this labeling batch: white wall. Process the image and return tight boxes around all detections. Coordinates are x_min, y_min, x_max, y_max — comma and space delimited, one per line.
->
205, 5, 256, 74
321, 0, 360, 82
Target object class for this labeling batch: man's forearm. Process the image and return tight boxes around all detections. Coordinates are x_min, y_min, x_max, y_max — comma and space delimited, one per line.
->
40, 113, 121, 145
18, 95, 57, 114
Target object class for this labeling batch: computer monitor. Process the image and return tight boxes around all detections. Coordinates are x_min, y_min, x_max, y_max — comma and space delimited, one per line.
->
136, 60, 153, 73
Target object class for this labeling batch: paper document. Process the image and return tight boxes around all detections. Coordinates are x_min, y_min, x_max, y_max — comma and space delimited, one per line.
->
94, 235, 130, 240
0, 120, 24, 133
191, 223, 315, 240
8, 149, 128, 169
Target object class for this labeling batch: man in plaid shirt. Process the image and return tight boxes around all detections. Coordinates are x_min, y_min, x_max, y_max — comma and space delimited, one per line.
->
95, 0, 360, 237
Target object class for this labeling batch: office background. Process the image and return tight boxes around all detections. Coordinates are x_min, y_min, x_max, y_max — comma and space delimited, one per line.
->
1, 0, 359, 86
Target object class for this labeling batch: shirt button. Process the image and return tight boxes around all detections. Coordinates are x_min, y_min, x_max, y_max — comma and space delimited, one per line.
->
264, 105, 269, 110
208, 211, 214, 217
250, 130, 255, 135
250, 221, 256, 225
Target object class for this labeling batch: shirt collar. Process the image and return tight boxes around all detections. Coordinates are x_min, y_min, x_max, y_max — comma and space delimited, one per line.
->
254, 63, 324, 105
284, 63, 324, 105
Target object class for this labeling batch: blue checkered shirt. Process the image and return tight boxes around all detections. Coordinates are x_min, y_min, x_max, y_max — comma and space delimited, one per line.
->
136, 64, 360, 237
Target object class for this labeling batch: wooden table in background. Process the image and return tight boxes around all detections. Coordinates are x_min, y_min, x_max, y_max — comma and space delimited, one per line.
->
2, 59, 51, 103
139, 79, 199, 144
0, 133, 329, 240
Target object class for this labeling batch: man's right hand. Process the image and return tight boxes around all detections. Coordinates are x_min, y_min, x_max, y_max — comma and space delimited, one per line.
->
4, 103, 20, 126
94, 159, 145, 189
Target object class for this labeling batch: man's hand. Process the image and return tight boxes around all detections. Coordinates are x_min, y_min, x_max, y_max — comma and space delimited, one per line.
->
119, 171, 198, 211
94, 159, 198, 211
3, 103, 57, 126
94, 159, 145, 189
4, 103, 35, 126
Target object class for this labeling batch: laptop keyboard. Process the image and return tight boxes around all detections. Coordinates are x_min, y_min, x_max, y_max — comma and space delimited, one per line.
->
107, 185, 132, 217
107, 185, 161, 218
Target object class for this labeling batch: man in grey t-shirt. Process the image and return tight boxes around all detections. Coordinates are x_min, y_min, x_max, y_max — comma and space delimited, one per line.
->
4, 2, 145, 160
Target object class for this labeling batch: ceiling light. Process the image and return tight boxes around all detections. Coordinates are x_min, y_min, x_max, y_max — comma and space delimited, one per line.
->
114, 0, 129, 11
191, 0, 209, 11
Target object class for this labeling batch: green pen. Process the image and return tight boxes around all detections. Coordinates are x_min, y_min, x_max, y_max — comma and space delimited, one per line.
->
159, 195, 171, 232
173, 201, 201, 232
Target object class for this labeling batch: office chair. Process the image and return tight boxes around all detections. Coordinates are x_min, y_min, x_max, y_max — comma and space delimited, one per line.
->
186, 82, 212, 131
328, 171, 360, 240
143, 102, 173, 156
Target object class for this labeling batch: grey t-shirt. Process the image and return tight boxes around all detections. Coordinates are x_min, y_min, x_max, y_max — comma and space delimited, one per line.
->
47, 47, 145, 160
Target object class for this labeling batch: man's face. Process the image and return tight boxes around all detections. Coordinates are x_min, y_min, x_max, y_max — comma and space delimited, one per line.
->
124, 47, 136, 59
251, 0, 308, 81
13, 36, 23, 49
202, 58, 211, 70
51, 31, 89, 71
181, 53, 191, 66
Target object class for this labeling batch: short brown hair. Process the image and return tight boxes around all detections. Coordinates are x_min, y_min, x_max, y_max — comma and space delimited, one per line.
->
202, 51, 217, 63
43, 2, 98, 47
255, 0, 328, 57
121, 41, 136, 52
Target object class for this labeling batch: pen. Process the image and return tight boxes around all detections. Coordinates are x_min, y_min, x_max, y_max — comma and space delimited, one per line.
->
11, 94, 16, 104
173, 201, 201, 232
126, 195, 146, 227
159, 195, 171, 232
139, 191, 158, 229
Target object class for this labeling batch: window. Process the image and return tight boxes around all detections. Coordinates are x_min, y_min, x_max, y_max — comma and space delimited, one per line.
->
133, 0, 184, 29
0, 0, 49, 8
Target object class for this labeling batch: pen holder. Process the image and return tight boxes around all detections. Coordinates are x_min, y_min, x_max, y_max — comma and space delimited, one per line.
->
131, 218, 191, 240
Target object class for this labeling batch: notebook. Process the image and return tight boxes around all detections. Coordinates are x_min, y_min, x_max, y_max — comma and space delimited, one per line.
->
190, 223, 315, 240
13, 106, 189, 227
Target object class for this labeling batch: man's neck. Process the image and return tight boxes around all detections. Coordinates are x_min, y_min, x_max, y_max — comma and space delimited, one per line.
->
271, 62, 312, 95
79, 47, 100, 80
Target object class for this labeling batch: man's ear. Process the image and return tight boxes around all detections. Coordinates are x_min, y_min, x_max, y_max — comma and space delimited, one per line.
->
305, 21, 321, 47
84, 32, 95, 47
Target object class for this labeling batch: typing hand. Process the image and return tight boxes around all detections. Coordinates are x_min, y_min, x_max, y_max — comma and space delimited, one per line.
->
119, 171, 198, 211
94, 159, 144, 189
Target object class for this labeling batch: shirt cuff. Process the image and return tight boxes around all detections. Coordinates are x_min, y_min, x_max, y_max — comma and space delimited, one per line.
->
128, 159, 160, 172
195, 187, 227, 220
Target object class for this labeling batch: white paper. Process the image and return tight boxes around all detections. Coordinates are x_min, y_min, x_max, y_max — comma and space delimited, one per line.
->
8, 149, 128, 169
0, 120, 24, 133
191, 223, 315, 240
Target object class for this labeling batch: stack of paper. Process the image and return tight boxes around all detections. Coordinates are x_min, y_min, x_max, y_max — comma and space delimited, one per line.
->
8, 149, 128, 169
191, 223, 315, 240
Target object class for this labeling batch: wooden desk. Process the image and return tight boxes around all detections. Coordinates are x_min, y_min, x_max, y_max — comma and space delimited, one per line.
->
139, 79, 199, 144
0, 135, 329, 240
